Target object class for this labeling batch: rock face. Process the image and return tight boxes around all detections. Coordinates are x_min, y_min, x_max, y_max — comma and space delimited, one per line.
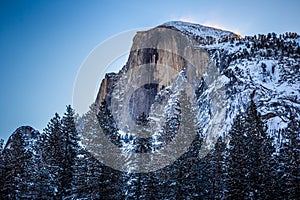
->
96, 72, 119, 107
95, 21, 300, 155
95, 21, 239, 121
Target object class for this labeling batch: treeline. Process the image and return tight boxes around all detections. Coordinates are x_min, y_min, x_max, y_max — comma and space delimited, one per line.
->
200, 100, 299, 199
242, 32, 300, 58
1, 98, 299, 199
207, 32, 300, 74
0, 106, 81, 199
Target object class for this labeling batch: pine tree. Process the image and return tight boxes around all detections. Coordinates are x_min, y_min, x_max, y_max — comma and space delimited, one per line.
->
226, 100, 276, 199
75, 103, 113, 199
32, 140, 53, 199
96, 101, 126, 199
80, 103, 103, 156
42, 112, 65, 198
61, 105, 80, 198
97, 100, 119, 145
0, 139, 3, 155
42, 106, 80, 199
1, 130, 34, 199
276, 117, 300, 199
0, 138, 4, 188
136, 112, 149, 125
175, 91, 200, 199
0, 139, 4, 197
200, 137, 227, 199
72, 149, 103, 199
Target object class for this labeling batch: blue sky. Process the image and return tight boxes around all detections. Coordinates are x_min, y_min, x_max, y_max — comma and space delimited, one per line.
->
0, 0, 299, 142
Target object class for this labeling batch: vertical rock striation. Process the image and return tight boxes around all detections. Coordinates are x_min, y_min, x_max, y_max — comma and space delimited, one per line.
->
95, 22, 239, 120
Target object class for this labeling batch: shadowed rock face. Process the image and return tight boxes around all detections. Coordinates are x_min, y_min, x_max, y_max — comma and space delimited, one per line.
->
95, 24, 236, 121
129, 83, 158, 120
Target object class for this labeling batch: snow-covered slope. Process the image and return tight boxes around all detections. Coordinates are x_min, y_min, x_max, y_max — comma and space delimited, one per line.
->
198, 33, 300, 150
161, 21, 240, 44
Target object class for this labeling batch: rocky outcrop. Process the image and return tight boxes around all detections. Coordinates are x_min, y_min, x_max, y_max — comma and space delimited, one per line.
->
160, 21, 240, 44
95, 22, 239, 120
95, 72, 119, 107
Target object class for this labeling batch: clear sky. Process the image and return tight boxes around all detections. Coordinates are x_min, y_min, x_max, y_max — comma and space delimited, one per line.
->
0, 0, 299, 142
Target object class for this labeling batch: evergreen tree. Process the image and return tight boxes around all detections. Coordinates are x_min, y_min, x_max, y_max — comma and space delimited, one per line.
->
200, 137, 227, 199
276, 117, 300, 199
80, 103, 103, 156
0, 139, 3, 155
175, 91, 200, 199
0, 138, 4, 188
94, 101, 125, 199
1, 129, 35, 199
226, 100, 276, 199
42, 105, 80, 199
42, 112, 65, 198
0, 139, 4, 197
72, 149, 103, 199
61, 105, 80, 198
32, 140, 53, 199
97, 100, 120, 147
136, 112, 149, 125
75, 103, 117, 199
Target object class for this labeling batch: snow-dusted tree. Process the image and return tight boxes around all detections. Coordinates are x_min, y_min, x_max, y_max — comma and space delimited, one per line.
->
42, 112, 64, 198
0, 139, 4, 195
42, 105, 80, 199
174, 91, 200, 199
226, 100, 276, 199
200, 137, 227, 199
0, 129, 37, 199
72, 149, 104, 199
80, 103, 103, 156
31, 138, 53, 199
61, 105, 80, 198
276, 116, 300, 199
0, 139, 3, 155
74, 103, 114, 199
0, 138, 4, 188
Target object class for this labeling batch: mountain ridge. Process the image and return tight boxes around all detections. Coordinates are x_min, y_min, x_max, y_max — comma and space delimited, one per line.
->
160, 21, 241, 43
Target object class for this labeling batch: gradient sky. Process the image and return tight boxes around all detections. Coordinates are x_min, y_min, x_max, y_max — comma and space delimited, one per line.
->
0, 0, 299, 142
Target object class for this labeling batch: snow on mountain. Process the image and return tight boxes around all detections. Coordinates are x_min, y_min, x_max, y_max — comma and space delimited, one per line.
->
200, 34, 300, 146
95, 21, 300, 156
161, 21, 240, 44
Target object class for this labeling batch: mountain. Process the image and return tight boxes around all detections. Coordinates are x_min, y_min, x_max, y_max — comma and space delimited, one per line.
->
95, 21, 299, 155
1, 21, 299, 199
96, 21, 240, 107
95, 21, 240, 140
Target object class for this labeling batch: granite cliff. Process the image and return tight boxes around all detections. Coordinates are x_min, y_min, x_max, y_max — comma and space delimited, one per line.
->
96, 22, 239, 122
